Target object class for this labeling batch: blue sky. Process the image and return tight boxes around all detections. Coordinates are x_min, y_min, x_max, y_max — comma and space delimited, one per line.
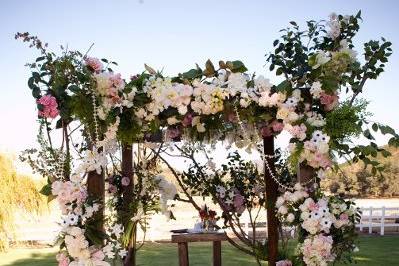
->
0, 0, 398, 153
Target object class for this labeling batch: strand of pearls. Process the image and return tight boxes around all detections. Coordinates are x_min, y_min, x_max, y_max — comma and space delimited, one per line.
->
90, 89, 100, 145
233, 106, 314, 191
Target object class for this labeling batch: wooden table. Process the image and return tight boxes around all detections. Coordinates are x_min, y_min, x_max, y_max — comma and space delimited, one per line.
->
171, 232, 228, 266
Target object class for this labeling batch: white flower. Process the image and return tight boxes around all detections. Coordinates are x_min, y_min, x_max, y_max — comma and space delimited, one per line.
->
178, 105, 188, 115
312, 51, 331, 69
339, 39, 358, 60
118, 249, 128, 258
306, 111, 326, 127
321, 217, 333, 232
216, 186, 226, 198
67, 213, 79, 226
227, 72, 247, 96
287, 213, 295, 223
327, 12, 341, 39
310, 81, 323, 99
167, 116, 179, 125
110, 224, 124, 238
278, 205, 288, 215
276, 197, 285, 208
255, 75, 272, 92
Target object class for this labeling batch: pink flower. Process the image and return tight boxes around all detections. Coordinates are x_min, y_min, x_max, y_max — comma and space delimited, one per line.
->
308, 152, 332, 169
56, 252, 70, 266
271, 120, 284, 132
260, 126, 273, 137
233, 193, 245, 214
166, 127, 181, 140
91, 249, 105, 260
85, 57, 103, 73
276, 260, 292, 266
340, 213, 349, 221
308, 202, 320, 211
108, 184, 117, 194
37, 95, 59, 118
182, 113, 193, 127
121, 176, 130, 186
320, 92, 339, 111
109, 73, 124, 88
287, 124, 307, 140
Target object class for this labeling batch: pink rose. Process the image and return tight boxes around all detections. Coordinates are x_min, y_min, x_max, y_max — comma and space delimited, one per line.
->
85, 57, 103, 73
108, 184, 117, 194
271, 120, 284, 132
37, 95, 59, 118
91, 249, 105, 260
260, 126, 273, 137
308, 202, 319, 211
56, 253, 70, 266
276, 260, 292, 266
109, 73, 124, 88
121, 176, 130, 186
340, 213, 349, 221
320, 92, 339, 111
182, 113, 193, 127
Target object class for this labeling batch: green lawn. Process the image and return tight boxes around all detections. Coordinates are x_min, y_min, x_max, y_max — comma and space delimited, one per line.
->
1, 236, 398, 266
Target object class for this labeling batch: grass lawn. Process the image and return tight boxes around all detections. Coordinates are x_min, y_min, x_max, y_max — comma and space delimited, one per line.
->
0, 236, 398, 265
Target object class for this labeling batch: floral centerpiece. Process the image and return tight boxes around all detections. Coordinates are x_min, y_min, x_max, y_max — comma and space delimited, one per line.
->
199, 205, 217, 232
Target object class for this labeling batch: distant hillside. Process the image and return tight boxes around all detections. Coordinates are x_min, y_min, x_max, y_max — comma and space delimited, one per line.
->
321, 146, 399, 198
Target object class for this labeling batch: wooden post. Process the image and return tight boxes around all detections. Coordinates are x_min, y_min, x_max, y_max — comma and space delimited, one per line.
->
121, 144, 136, 266
263, 136, 278, 266
213, 240, 222, 266
87, 169, 105, 231
178, 242, 189, 266
298, 164, 315, 189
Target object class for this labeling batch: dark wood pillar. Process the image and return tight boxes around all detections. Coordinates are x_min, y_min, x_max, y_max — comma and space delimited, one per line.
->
299, 164, 315, 190
263, 136, 278, 266
178, 242, 189, 266
213, 240, 222, 266
87, 168, 105, 231
122, 144, 136, 266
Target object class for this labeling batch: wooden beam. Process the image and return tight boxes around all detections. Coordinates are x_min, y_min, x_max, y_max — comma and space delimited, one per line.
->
263, 136, 278, 266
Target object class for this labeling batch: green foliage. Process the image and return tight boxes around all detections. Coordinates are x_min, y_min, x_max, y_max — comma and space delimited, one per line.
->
325, 100, 368, 141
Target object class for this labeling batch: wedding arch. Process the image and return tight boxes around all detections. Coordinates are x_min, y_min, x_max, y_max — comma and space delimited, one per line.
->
17, 11, 398, 266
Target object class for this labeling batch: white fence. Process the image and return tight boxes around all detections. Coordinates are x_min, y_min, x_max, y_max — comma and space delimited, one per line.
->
239, 206, 399, 238
356, 206, 399, 235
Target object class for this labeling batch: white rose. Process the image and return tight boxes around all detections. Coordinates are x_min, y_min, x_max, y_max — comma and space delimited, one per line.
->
167, 116, 179, 125
287, 213, 295, 223
278, 205, 288, 215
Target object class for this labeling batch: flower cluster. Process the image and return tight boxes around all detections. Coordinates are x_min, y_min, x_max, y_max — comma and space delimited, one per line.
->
199, 205, 217, 221
276, 183, 358, 265
102, 223, 128, 260
37, 94, 59, 118
216, 186, 246, 215
300, 234, 334, 266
